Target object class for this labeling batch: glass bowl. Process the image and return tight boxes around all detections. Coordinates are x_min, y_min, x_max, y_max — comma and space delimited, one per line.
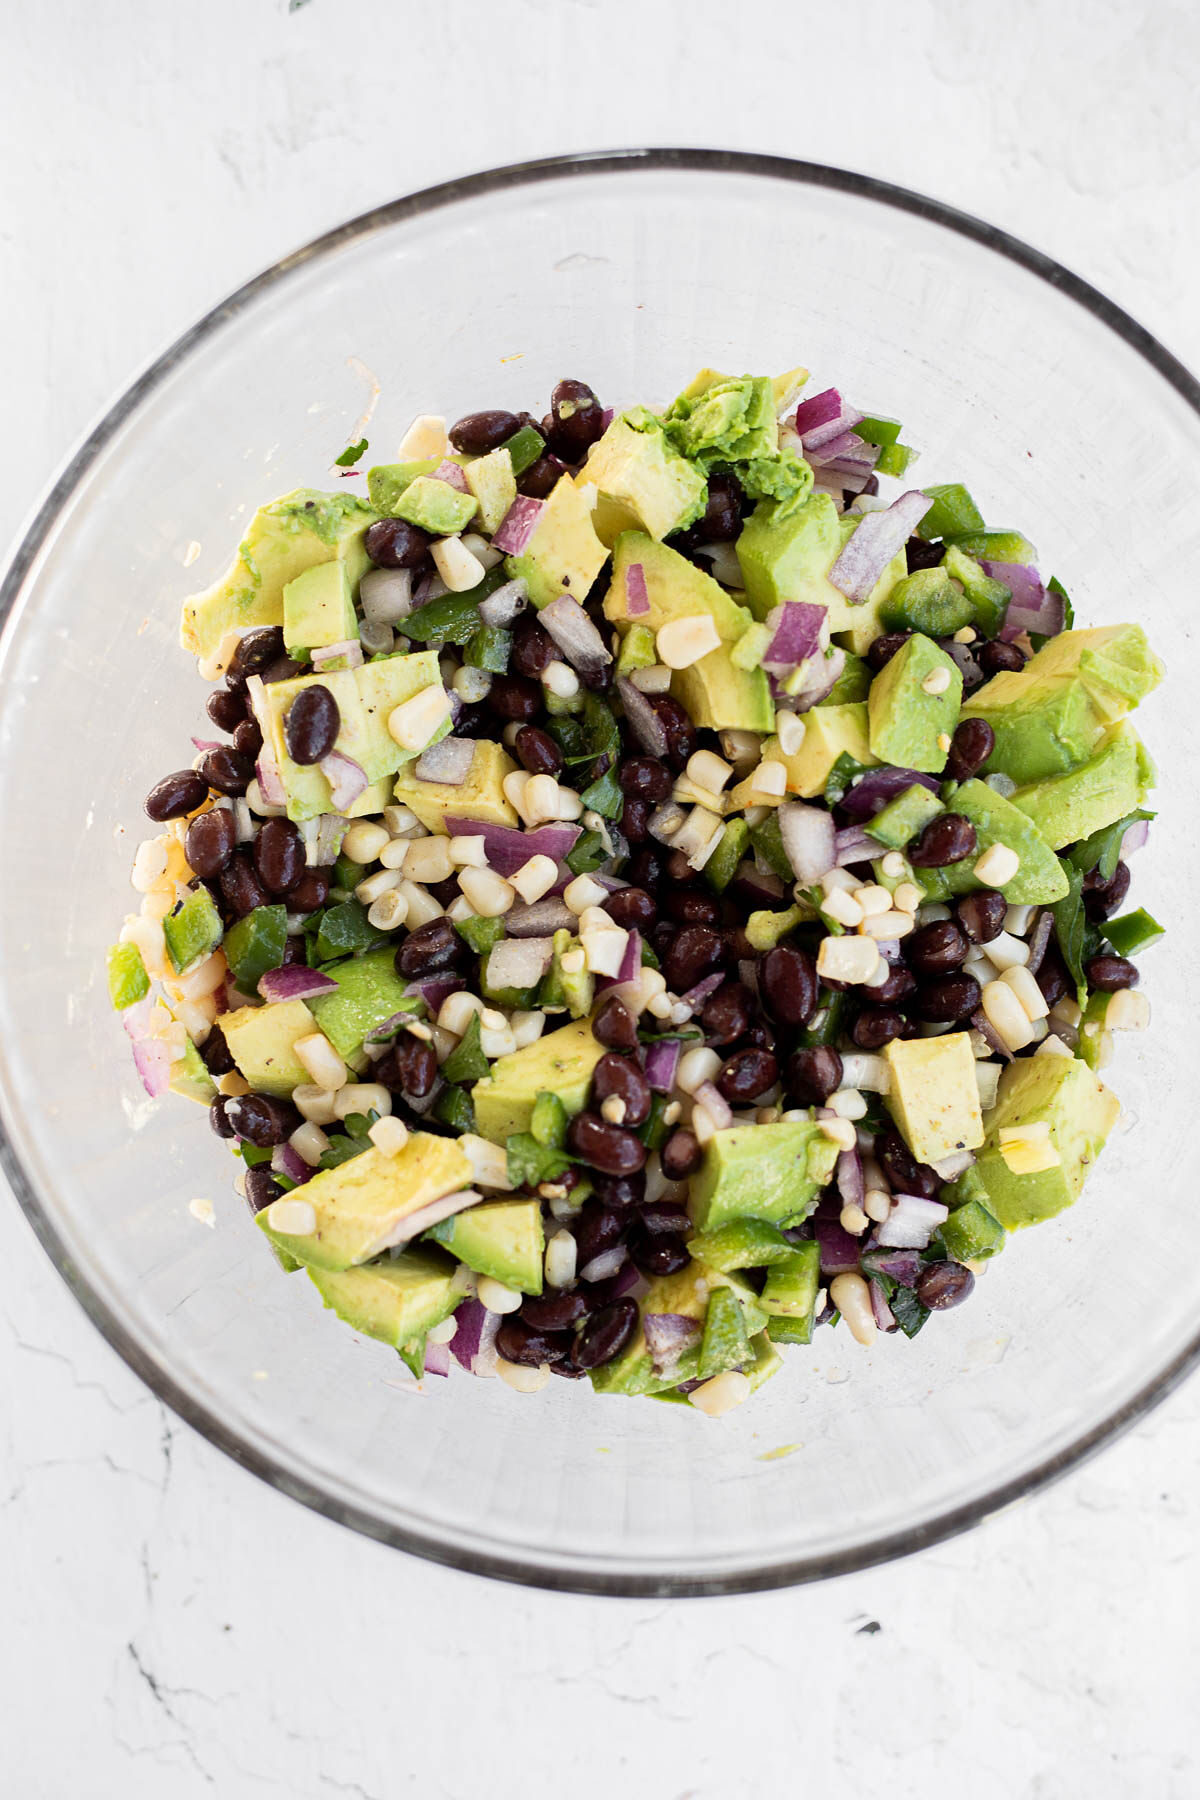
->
1, 151, 1197, 1597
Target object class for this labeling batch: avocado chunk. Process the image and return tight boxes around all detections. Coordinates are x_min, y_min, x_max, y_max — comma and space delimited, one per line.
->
505, 474, 609, 608
1022, 623, 1163, 711
664, 370, 779, 465
168, 1036, 216, 1104
865, 782, 944, 849
283, 561, 357, 658
765, 701, 878, 798
960, 669, 1112, 785
736, 493, 910, 654
426, 1199, 545, 1295
472, 1015, 606, 1145
939, 1197, 1006, 1262
106, 941, 150, 1010
882, 1032, 985, 1167
257, 1134, 473, 1271
589, 1261, 766, 1397
162, 886, 223, 975
689, 1120, 840, 1232
252, 666, 370, 822
916, 779, 1069, 905
463, 446, 517, 535
306, 948, 413, 1060
825, 650, 872, 704
867, 634, 962, 773
308, 1249, 459, 1350
181, 489, 377, 663
355, 649, 450, 782
366, 458, 440, 514
579, 411, 707, 542
604, 532, 773, 733
392, 475, 477, 536
222, 998, 316, 1096
1010, 725, 1146, 851
392, 737, 519, 833
972, 1053, 1120, 1229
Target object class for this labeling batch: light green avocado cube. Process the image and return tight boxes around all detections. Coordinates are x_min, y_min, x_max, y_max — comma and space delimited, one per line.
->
1011, 725, 1147, 852
1024, 623, 1162, 710
961, 669, 1111, 785
366, 458, 440, 514
463, 446, 517, 535
472, 1016, 606, 1145
882, 1032, 984, 1168
689, 1122, 839, 1233
283, 561, 357, 657
356, 650, 450, 782
252, 666, 370, 823
392, 737, 519, 833
258, 1135, 473, 1271
665, 370, 778, 464
765, 702, 877, 799
736, 493, 910, 655
917, 779, 1068, 906
392, 475, 477, 536
181, 489, 377, 662
578, 413, 707, 542
426, 1199, 545, 1295
162, 886, 223, 976
867, 634, 962, 773
222, 998, 317, 1096
168, 1037, 216, 1104
106, 941, 150, 1010
306, 948, 413, 1060
972, 1053, 1120, 1230
308, 1249, 460, 1350
505, 473, 609, 608
866, 783, 944, 849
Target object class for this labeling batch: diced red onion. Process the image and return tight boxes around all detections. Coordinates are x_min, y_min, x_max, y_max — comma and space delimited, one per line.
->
615, 929, 642, 986
644, 1038, 682, 1094
795, 388, 861, 448
933, 1148, 976, 1181
617, 677, 670, 758
816, 1217, 862, 1276
505, 900, 576, 938
364, 1008, 419, 1044
319, 751, 368, 811
860, 1247, 922, 1287
836, 1148, 864, 1208
423, 1341, 452, 1377
255, 751, 287, 808
838, 766, 940, 822
1026, 909, 1053, 974
625, 563, 650, 617
829, 490, 933, 604
643, 1312, 702, 1375
258, 965, 339, 1004
762, 601, 827, 673
445, 817, 580, 876
1121, 818, 1150, 857
412, 569, 448, 606
122, 1000, 172, 1099
315, 812, 348, 865
311, 639, 364, 672
970, 1008, 1013, 1061
449, 1298, 487, 1370
414, 735, 474, 786
875, 1193, 948, 1249
580, 1244, 628, 1284
485, 936, 554, 991
491, 496, 545, 555
387, 1187, 478, 1245
869, 1279, 897, 1332
401, 977, 464, 1016
681, 971, 725, 1011
695, 1081, 733, 1131
834, 826, 877, 867
807, 430, 880, 472
789, 645, 845, 713
979, 562, 1061, 642
360, 565, 414, 625
477, 578, 529, 627
430, 458, 469, 493
271, 1142, 312, 1185
191, 736, 221, 753
778, 801, 836, 884
540, 596, 612, 673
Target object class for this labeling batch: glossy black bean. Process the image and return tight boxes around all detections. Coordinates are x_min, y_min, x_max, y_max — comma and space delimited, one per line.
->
698, 470, 745, 542
977, 639, 1026, 676
1085, 954, 1139, 991
487, 672, 541, 721
956, 889, 1007, 944
785, 1046, 843, 1105
657, 1130, 700, 1183
625, 846, 665, 890
226, 1093, 298, 1147
590, 1171, 645, 1209
218, 849, 271, 918
285, 866, 332, 913
592, 1052, 652, 1128
206, 686, 247, 733
283, 685, 339, 765
945, 717, 996, 782
760, 944, 819, 1027
664, 926, 724, 993
393, 918, 463, 979
572, 1298, 640, 1370
232, 717, 263, 760
1036, 945, 1070, 1008
184, 807, 237, 878
904, 537, 944, 573
572, 1199, 627, 1268
876, 1128, 940, 1199
521, 1291, 591, 1332
280, 935, 308, 965
198, 745, 255, 797
253, 818, 305, 895
199, 1023, 234, 1075
701, 982, 753, 1046
449, 409, 521, 455
850, 1007, 910, 1050
496, 1317, 574, 1367
628, 1230, 690, 1278
717, 1048, 778, 1103
262, 654, 307, 686
513, 725, 563, 777
225, 627, 285, 686
365, 517, 431, 568
545, 379, 606, 463
664, 888, 721, 928
620, 796, 650, 844
739, 1019, 776, 1052
871, 963, 917, 1006
866, 631, 912, 672
916, 1260, 976, 1310
511, 618, 557, 679
145, 769, 207, 821
913, 972, 982, 1023
518, 452, 568, 499
619, 757, 672, 802
244, 1166, 282, 1214
566, 1111, 647, 1176
1083, 860, 1131, 921
592, 994, 639, 1051
603, 887, 656, 932
646, 695, 697, 770
908, 813, 977, 868
209, 1094, 238, 1139
906, 919, 969, 977
666, 849, 703, 887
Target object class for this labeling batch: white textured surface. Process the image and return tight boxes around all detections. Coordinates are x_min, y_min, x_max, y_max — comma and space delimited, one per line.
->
2, 3, 1199, 1794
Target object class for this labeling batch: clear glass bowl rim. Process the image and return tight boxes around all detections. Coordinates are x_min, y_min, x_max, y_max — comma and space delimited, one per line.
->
2, 148, 1198, 1597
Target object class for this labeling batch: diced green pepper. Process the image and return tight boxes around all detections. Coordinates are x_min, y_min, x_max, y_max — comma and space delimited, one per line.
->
396, 568, 508, 645
637, 1092, 671, 1151
876, 441, 915, 478
333, 852, 365, 891
530, 1090, 568, 1150
914, 483, 985, 542
749, 811, 793, 882
799, 989, 849, 1048
501, 424, 545, 477
434, 1084, 476, 1133
441, 1013, 490, 1084
565, 828, 607, 875
464, 625, 512, 672
614, 625, 657, 677
825, 651, 872, 703
316, 899, 387, 963
223, 903, 288, 994
106, 941, 150, 1010
686, 1218, 796, 1272
939, 1198, 1005, 1262
745, 905, 806, 952
866, 783, 945, 849
455, 914, 505, 956
1102, 909, 1164, 957
162, 887, 224, 976
879, 567, 974, 637
761, 1242, 821, 1321
856, 414, 902, 447
940, 544, 1011, 638
704, 816, 749, 893
697, 1287, 753, 1379
942, 528, 1037, 565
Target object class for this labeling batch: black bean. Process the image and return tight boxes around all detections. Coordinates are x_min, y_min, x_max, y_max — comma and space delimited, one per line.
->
760, 944, 819, 1027
226, 1093, 298, 1147
739, 1019, 776, 1052
225, 627, 286, 687
521, 1291, 591, 1332
496, 1317, 573, 1367
145, 769, 207, 821
209, 1094, 238, 1139
1083, 860, 1131, 921
199, 1023, 234, 1075
908, 813, 977, 868
206, 686, 247, 733
945, 717, 995, 782
218, 848, 271, 918
957, 889, 1007, 944
285, 866, 332, 913
572, 1199, 627, 1268
906, 919, 969, 977
284, 685, 339, 765
374, 1035, 433, 1096
697, 471, 745, 543
664, 888, 721, 928
244, 1166, 282, 1214
628, 1229, 690, 1278
913, 972, 981, 1023
449, 409, 521, 455
185, 807, 237, 878
487, 673, 541, 721
566, 1111, 647, 1175
262, 654, 307, 686
621, 797, 650, 844
876, 1128, 940, 1198
660, 1128, 703, 1180
785, 1045, 843, 1105
916, 1260, 976, 1310
572, 1298, 639, 1370
365, 517, 431, 568
1085, 954, 1139, 991
590, 1171, 645, 1209
866, 631, 912, 672
280, 935, 308, 965
905, 537, 944, 574
646, 695, 697, 770
717, 1048, 778, 1103
850, 1007, 910, 1050
592, 1052, 652, 1128
978, 639, 1026, 676
665, 849, 703, 887
394, 916, 467, 977
232, 717, 262, 760
518, 452, 568, 499
625, 846, 665, 890
604, 887, 656, 932
511, 618, 557, 679
651, 920, 678, 962
592, 994, 639, 1051
253, 818, 306, 896
664, 926, 724, 993
1036, 945, 1070, 1008
619, 757, 673, 802
197, 745, 255, 797
514, 725, 563, 777
545, 379, 606, 463
702, 981, 753, 1046
871, 963, 917, 1006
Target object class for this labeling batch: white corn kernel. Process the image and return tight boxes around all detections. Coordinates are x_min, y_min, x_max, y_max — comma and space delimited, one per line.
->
172, 997, 216, 1043
523, 773, 562, 826
542, 660, 579, 700
820, 866, 860, 897
294, 1033, 347, 1090
452, 664, 493, 703
828, 1088, 867, 1121
821, 887, 864, 929
426, 1313, 459, 1346
458, 866, 515, 917
438, 990, 486, 1036
855, 884, 893, 917
555, 785, 584, 822
176, 951, 228, 1000
480, 1020, 517, 1059
838, 1052, 891, 1094
266, 1198, 318, 1237
1000, 962, 1050, 1021
984, 930, 1030, 972
459, 1133, 512, 1190
980, 979, 1036, 1052
333, 1083, 392, 1120
880, 851, 908, 880
974, 843, 1020, 887
396, 879, 444, 927
402, 836, 454, 885
687, 749, 733, 793
388, 684, 453, 752
921, 666, 952, 696
864, 1188, 892, 1223
582, 927, 629, 978
502, 770, 532, 819
577, 904, 613, 934
356, 867, 403, 905
460, 531, 503, 570
343, 820, 390, 864
678, 1047, 722, 1095
656, 613, 721, 669
131, 836, 170, 892
1050, 996, 1083, 1028
544, 1230, 578, 1289
1004, 903, 1036, 936
1036, 1033, 1075, 1059
495, 1357, 551, 1393
367, 889, 410, 932
366, 1115, 410, 1157
719, 728, 762, 769
688, 1371, 752, 1417
289, 1122, 329, 1167
564, 873, 609, 914
893, 882, 923, 915
431, 535, 486, 593
383, 803, 420, 836
447, 834, 487, 868
818, 1116, 858, 1152
140, 888, 175, 920
560, 948, 585, 976
751, 759, 787, 798
629, 663, 673, 694
859, 909, 914, 939
840, 1203, 869, 1235
398, 413, 448, 459
510, 855, 559, 904
829, 1271, 877, 1346
478, 1276, 523, 1314
510, 1010, 547, 1048
1107, 989, 1150, 1031
774, 711, 806, 757
600, 1094, 627, 1125
817, 935, 882, 985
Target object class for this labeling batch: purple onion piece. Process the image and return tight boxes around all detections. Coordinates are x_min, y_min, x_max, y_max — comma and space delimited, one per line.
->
491, 496, 545, 555
815, 1217, 862, 1276
837, 766, 940, 822
1026, 909, 1054, 974
828, 490, 933, 604
644, 1038, 682, 1094
971, 1008, 1014, 1062
444, 817, 581, 876
836, 1148, 864, 1209
257, 965, 339, 1004
617, 677, 670, 758
870, 1278, 897, 1333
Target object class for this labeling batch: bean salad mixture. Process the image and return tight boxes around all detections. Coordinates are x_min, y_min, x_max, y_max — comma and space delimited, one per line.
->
108, 365, 1163, 1414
